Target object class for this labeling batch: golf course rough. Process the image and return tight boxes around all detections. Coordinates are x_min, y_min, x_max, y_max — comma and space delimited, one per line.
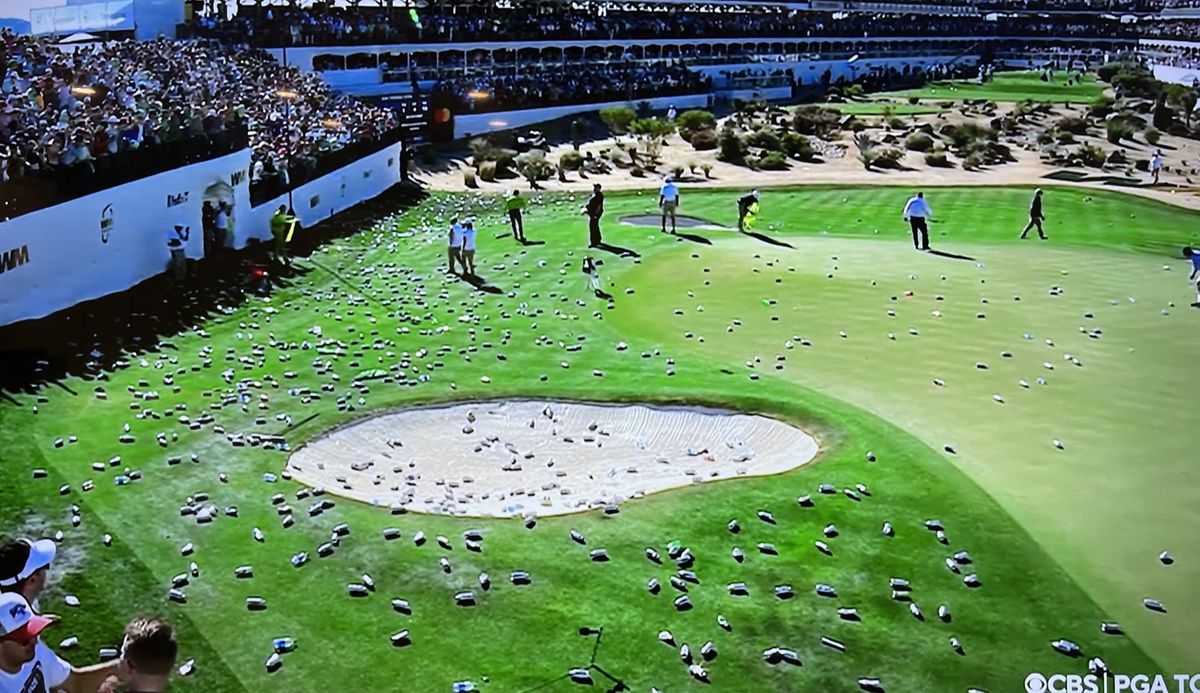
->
1, 185, 1196, 692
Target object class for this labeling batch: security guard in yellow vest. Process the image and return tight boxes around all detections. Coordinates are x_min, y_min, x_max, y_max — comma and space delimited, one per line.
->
270, 205, 296, 264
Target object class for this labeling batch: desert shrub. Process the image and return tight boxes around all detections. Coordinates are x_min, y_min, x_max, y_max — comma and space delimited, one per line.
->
688, 160, 699, 174
1089, 95, 1116, 118
963, 152, 985, 170
845, 83, 865, 98
676, 109, 717, 136
479, 161, 497, 182
469, 137, 495, 165
1056, 130, 1076, 144
905, 132, 935, 152
718, 126, 749, 162
874, 147, 905, 169
854, 133, 879, 170
1135, 158, 1150, 171
701, 163, 713, 178
671, 165, 686, 179
1145, 127, 1162, 145
793, 106, 841, 136
925, 150, 950, 167
887, 116, 906, 130
630, 117, 676, 138
850, 120, 868, 132
780, 132, 814, 160
1056, 115, 1089, 135
558, 150, 584, 171
747, 127, 782, 151
570, 119, 586, 151
1110, 65, 1161, 100
1036, 129, 1055, 145
1079, 142, 1106, 167
630, 166, 645, 177
636, 101, 653, 117
599, 106, 637, 134
1106, 119, 1136, 144
743, 154, 761, 171
1096, 62, 1126, 83
946, 122, 996, 148
758, 151, 789, 170
690, 129, 718, 151
463, 168, 477, 187
908, 96, 921, 105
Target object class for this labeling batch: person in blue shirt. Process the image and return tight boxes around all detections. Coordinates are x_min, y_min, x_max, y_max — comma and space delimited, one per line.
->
1185, 247, 1200, 306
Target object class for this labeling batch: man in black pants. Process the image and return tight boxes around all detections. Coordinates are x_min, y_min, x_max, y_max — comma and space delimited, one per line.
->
902, 191, 932, 251
1019, 188, 1047, 240
584, 183, 604, 248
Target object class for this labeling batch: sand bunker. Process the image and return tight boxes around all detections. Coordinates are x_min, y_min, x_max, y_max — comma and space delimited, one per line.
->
287, 401, 819, 517
619, 214, 731, 230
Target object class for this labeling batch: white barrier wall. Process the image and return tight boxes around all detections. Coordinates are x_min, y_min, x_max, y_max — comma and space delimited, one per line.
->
0, 139, 403, 327
0, 150, 251, 327
454, 94, 711, 139
1151, 64, 1200, 87
238, 140, 403, 246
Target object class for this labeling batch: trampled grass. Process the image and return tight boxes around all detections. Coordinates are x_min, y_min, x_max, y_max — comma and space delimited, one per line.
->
1, 185, 1195, 691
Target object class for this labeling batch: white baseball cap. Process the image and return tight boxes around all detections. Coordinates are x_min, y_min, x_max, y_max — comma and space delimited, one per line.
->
0, 538, 56, 587
0, 593, 53, 643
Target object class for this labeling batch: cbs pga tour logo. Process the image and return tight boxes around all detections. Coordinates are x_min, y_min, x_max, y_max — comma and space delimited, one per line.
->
1026, 672, 1200, 693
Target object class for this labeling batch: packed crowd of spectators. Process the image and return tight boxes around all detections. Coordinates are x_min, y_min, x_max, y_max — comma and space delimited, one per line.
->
1141, 19, 1200, 40
187, 5, 1145, 47
0, 30, 397, 189
431, 62, 711, 114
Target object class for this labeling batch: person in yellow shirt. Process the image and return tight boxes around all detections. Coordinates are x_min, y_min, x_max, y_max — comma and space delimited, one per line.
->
504, 190, 527, 243
270, 205, 296, 264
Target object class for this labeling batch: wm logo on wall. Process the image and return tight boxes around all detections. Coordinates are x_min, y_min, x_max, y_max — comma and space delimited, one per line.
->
0, 245, 30, 275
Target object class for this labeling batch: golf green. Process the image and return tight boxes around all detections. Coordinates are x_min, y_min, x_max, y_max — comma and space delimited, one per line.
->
1, 185, 1195, 691
879, 70, 1104, 103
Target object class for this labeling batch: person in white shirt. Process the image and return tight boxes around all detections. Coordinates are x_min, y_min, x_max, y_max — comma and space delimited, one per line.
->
902, 191, 933, 251
1150, 151, 1165, 185
666, 105, 677, 122
460, 218, 478, 277
447, 217, 464, 275
0, 592, 120, 693
214, 203, 230, 250
659, 176, 681, 234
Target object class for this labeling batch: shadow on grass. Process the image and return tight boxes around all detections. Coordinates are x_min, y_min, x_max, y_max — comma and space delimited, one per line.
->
463, 273, 504, 294
0, 185, 429, 394
673, 231, 714, 246
743, 231, 796, 249
592, 241, 641, 258
929, 249, 978, 261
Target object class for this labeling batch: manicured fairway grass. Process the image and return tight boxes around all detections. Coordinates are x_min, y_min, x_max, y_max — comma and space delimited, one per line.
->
1, 185, 1195, 691
879, 70, 1104, 103
821, 102, 943, 116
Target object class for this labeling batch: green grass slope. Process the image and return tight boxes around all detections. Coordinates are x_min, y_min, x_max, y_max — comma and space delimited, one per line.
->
0, 185, 1191, 691
879, 70, 1104, 103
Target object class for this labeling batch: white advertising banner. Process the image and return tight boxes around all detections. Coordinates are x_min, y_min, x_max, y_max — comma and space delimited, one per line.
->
0, 149, 251, 327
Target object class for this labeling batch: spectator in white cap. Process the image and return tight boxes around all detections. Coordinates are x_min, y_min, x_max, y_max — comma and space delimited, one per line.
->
0, 592, 121, 693
0, 539, 56, 612
460, 217, 478, 277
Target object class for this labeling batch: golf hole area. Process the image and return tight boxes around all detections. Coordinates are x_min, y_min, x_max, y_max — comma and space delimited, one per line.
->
619, 214, 731, 230
287, 400, 820, 517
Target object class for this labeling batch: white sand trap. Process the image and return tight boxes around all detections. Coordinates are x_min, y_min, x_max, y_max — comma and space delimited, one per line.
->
287, 401, 820, 518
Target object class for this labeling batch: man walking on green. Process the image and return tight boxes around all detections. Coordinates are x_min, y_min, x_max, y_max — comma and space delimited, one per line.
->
1019, 188, 1047, 240
583, 183, 605, 248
